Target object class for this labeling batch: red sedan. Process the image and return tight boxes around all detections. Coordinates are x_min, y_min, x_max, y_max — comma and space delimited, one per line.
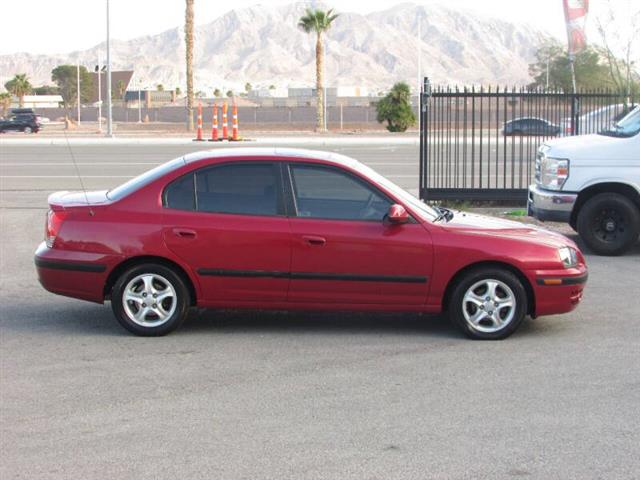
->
35, 148, 587, 339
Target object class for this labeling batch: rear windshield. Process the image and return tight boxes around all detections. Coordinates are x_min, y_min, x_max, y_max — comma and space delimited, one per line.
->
107, 157, 186, 201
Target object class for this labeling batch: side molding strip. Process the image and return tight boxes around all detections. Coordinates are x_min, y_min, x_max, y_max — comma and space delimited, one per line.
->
197, 268, 427, 284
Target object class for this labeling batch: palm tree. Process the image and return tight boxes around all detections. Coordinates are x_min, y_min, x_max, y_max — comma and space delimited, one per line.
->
298, 8, 339, 131
185, 0, 195, 131
4, 74, 32, 108
0, 92, 11, 118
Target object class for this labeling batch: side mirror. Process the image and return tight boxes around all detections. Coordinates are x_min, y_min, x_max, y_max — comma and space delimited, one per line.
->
386, 204, 409, 224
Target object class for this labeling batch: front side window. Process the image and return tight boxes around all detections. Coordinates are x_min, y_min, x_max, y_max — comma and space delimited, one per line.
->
289, 164, 391, 221
195, 163, 280, 216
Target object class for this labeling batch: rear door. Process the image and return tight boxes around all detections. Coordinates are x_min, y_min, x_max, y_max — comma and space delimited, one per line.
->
162, 161, 291, 303
285, 163, 432, 306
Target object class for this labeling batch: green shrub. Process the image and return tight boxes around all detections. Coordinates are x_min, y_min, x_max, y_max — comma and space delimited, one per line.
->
376, 82, 416, 132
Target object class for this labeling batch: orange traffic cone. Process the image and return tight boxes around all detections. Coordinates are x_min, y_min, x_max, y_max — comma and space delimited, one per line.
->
222, 102, 228, 141
231, 102, 239, 141
209, 104, 219, 141
193, 102, 204, 141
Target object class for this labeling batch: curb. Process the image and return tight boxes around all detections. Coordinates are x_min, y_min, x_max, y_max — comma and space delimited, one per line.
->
0, 136, 421, 147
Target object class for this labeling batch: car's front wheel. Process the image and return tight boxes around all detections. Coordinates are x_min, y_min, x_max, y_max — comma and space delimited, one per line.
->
448, 268, 528, 340
23, 126, 32, 134
111, 263, 190, 336
577, 193, 640, 256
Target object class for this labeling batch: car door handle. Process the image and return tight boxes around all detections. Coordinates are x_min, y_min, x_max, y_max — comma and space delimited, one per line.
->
172, 228, 197, 239
302, 235, 326, 246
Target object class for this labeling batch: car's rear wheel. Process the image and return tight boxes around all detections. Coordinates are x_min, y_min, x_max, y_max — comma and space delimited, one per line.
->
111, 264, 190, 336
577, 193, 640, 256
23, 126, 32, 134
448, 268, 527, 340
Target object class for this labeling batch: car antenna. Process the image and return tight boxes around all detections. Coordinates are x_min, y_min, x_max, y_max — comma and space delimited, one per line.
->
63, 129, 94, 216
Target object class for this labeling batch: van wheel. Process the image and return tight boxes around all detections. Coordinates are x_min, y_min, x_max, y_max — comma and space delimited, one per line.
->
111, 263, 190, 336
448, 268, 527, 340
23, 126, 32, 134
577, 193, 640, 256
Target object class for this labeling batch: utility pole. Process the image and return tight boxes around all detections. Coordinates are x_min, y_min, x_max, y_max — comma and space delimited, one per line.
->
76, 59, 81, 125
546, 55, 550, 89
138, 77, 142, 123
96, 56, 102, 133
106, 0, 113, 137
418, 20, 422, 131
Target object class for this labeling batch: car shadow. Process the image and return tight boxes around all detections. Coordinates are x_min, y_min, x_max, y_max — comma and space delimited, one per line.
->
182, 309, 460, 339
0, 300, 462, 339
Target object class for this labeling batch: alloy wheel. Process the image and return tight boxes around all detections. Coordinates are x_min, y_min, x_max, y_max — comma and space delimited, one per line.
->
462, 278, 516, 333
122, 273, 177, 327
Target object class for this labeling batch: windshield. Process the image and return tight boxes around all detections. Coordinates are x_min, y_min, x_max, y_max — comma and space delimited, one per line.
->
599, 106, 640, 138
351, 162, 439, 221
107, 157, 186, 201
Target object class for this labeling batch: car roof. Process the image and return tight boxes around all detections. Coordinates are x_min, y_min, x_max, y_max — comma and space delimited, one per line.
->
509, 117, 549, 122
183, 147, 360, 168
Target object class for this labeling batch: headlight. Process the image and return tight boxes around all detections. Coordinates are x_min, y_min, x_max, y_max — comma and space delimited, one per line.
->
558, 247, 578, 268
539, 156, 569, 191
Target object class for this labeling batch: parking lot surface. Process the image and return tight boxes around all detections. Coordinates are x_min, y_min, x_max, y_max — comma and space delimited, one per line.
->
1, 142, 639, 479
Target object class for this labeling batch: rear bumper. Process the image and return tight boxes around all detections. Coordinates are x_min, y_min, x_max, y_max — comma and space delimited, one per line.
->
527, 184, 577, 223
34, 242, 121, 303
530, 266, 588, 317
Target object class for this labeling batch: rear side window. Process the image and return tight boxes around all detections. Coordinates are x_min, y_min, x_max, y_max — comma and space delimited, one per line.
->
195, 163, 280, 216
164, 173, 195, 210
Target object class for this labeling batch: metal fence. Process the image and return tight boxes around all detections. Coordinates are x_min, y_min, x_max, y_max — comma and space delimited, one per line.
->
419, 78, 637, 202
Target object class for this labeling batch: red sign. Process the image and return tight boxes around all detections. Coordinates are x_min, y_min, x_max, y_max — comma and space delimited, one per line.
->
563, 0, 589, 55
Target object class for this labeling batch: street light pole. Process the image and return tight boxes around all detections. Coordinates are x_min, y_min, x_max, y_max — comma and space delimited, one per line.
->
76, 58, 81, 126
97, 56, 102, 133
106, 0, 113, 137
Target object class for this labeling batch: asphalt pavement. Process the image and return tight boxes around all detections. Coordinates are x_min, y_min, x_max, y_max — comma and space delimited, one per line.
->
1, 141, 639, 479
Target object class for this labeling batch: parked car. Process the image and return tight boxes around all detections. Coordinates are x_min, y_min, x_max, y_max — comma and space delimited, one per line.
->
35, 148, 587, 339
560, 103, 636, 136
528, 106, 640, 255
503, 117, 561, 136
0, 111, 41, 133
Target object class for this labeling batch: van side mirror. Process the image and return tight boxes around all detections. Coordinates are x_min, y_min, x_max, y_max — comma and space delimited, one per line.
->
386, 204, 409, 224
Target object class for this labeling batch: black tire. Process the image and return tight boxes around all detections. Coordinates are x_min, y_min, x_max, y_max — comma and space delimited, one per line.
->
448, 267, 528, 340
576, 193, 640, 256
111, 263, 190, 336
23, 126, 32, 134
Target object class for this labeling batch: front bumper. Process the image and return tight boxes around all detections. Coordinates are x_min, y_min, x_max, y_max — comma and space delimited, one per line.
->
527, 184, 577, 223
530, 265, 588, 316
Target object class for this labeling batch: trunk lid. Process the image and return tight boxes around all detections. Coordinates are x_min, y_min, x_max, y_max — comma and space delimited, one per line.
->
47, 190, 111, 210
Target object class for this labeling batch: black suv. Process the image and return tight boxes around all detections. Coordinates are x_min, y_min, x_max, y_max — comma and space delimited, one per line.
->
0, 109, 42, 134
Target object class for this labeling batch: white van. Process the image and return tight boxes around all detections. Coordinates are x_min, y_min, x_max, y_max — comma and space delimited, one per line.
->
528, 106, 640, 255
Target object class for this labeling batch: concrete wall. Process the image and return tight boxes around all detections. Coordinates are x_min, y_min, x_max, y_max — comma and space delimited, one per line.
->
35, 105, 406, 129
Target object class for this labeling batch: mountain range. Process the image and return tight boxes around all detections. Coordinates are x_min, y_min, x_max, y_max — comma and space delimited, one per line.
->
0, 2, 548, 92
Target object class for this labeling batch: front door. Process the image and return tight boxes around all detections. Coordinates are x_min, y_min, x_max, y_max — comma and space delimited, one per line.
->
286, 163, 432, 306
163, 162, 291, 303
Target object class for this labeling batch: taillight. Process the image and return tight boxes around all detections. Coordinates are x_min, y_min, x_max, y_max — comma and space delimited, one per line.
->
45, 209, 67, 248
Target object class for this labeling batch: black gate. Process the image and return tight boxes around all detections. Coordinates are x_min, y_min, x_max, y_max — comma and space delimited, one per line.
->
419, 78, 635, 202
